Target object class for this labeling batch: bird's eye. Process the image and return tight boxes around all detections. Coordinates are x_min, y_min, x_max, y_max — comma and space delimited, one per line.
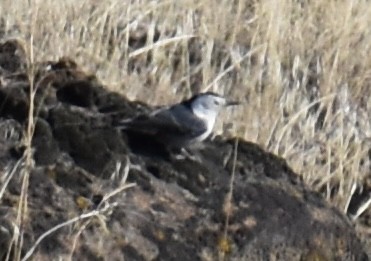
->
213, 100, 219, 105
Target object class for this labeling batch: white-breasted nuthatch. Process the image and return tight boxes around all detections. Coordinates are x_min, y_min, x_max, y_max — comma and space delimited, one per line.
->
114, 92, 239, 148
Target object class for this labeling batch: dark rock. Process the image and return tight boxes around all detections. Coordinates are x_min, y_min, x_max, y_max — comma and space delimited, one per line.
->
0, 39, 27, 73
0, 42, 367, 260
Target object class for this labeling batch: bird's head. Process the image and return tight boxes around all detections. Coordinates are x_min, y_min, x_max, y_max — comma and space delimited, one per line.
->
188, 92, 239, 120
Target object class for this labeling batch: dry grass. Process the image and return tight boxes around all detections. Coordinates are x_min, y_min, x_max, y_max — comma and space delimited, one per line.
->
0, 0, 370, 253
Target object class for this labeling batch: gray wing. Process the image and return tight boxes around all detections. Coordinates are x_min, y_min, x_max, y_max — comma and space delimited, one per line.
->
115, 104, 207, 139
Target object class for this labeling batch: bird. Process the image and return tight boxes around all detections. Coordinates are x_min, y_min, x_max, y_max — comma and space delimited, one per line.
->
113, 92, 239, 148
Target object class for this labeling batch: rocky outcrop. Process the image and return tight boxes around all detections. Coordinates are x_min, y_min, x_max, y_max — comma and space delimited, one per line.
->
0, 39, 368, 260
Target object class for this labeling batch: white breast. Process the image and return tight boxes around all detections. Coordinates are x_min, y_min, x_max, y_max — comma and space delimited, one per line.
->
192, 109, 217, 142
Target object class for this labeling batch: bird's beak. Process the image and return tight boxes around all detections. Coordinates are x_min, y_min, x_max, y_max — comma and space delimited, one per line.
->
225, 100, 240, 107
